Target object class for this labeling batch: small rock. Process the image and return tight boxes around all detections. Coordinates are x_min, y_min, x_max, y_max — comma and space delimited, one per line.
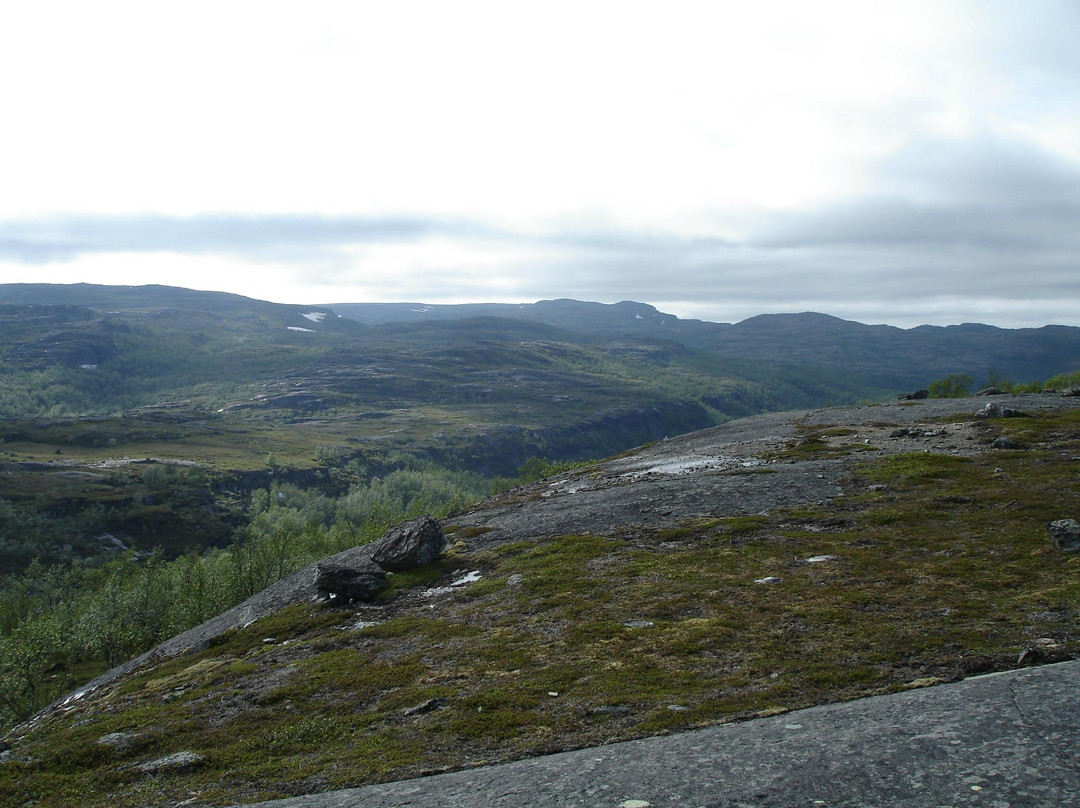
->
1048, 519, 1080, 552
590, 705, 631, 716
403, 698, 448, 717
1017, 648, 1043, 666
755, 576, 782, 584
991, 436, 1023, 450
898, 389, 929, 401
97, 732, 140, 752
622, 620, 654, 628
137, 751, 205, 775
804, 555, 837, 563
976, 403, 1028, 419
975, 387, 1005, 396
890, 428, 910, 437
867, 484, 888, 492
0, 740, 9, 753
620, 801, 652, 808
506, 573, 524, 589
1061, 387, 1080, 397
666, 704, 689, 712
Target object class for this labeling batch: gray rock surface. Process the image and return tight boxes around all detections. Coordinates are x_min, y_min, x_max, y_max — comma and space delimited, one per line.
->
1048, 518, 1080, 552
237, 660, 1080, 808
314, 561, 386, 602
136, 750, 205, 775
370, 515, 446, 571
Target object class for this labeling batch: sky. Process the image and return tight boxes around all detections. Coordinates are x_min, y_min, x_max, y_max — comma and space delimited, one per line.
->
0, 0, 1077, 328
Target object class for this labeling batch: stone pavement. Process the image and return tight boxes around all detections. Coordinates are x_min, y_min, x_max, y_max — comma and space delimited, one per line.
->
241, 659, 1079, 808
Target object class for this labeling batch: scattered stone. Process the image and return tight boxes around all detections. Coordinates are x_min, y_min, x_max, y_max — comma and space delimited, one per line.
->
667, 704, 689, 712
991, 436, 1023, 450
898, 389, 929, 401
623, 620, 654, 628
591, 705, 631, 716
867, 484, 888, 492
97, 732, 140, 752
314, 561, 387, 602
1017, 638, 1070, 666
136, 751, 205, 775
506, 573, 524, 589
1048, 519, 1080, 552
976, 403, 1028, 419
620, 801, 652, 808
371, 515, 446, 572
804, 555, 837, 564
1061, 387, 1080, 397
1017, 648, 1042, 666
755, 576, 782, 584
403, 698, 448, 717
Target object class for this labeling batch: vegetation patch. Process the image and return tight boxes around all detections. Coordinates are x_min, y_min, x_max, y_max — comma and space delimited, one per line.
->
2, 408, 1079, 806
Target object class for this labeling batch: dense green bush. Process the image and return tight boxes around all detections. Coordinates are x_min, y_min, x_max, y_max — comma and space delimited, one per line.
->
0, 460, 508, 729
927, 373, 973, 398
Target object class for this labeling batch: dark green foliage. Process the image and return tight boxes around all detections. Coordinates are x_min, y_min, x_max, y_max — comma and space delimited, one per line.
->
928, 373, 973, 398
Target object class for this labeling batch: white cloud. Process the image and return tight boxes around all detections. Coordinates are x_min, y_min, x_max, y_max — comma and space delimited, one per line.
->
0, 0, 1077, 328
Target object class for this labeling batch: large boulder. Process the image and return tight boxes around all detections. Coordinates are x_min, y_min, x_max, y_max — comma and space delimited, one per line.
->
1048, 519, 1080, 552
371, 515, 446, 572
898, 389, 929, 401
314, 561, 387, 602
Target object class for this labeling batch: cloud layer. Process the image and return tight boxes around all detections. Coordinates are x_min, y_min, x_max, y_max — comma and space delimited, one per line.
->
0, 1, 1077, 328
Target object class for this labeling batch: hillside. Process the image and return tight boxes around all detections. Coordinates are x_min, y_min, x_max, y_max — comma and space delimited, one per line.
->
0, 284, 898, 574
332, 299, 1080, 387
1, 393, 1077, 806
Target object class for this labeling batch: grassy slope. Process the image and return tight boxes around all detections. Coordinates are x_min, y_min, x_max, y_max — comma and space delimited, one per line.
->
2, 407, 1077, 807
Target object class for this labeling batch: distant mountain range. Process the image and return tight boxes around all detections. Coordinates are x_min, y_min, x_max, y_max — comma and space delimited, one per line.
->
331, 297, 1079, 388
2, 284, 1077, 400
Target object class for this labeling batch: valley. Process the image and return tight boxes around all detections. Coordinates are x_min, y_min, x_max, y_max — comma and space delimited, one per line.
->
0, 284, 1078, 805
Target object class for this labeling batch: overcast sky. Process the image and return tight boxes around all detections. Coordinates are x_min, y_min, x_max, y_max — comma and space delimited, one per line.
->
1, 0, 1077, 328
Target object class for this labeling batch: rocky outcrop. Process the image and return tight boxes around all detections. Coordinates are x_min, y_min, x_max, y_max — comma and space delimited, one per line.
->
315, 516, 447, 601
314, 562, 387, 602
976, 402, 1028, 418
371, 515, 446, 571
1048, 519, 1080, 552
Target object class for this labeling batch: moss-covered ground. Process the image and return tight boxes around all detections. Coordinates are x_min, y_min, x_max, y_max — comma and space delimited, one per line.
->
2, 408, 1078, 807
